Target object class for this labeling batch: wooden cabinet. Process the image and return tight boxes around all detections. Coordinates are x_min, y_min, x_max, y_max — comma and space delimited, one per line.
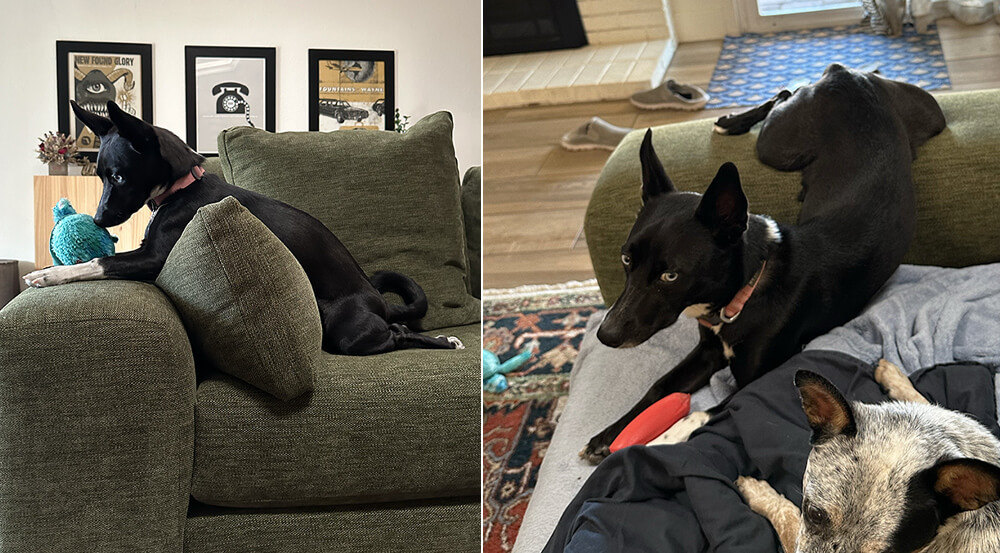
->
33, 176, 151, 268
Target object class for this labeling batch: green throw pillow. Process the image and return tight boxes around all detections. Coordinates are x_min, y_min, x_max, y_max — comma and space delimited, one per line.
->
217, 111, 480, 330
156, 196, 319, 400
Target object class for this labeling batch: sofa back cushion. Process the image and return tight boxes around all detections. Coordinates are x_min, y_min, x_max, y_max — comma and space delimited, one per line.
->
462, 166, 481, 298
586, 89, 1000, 304
217, 112, 479, 330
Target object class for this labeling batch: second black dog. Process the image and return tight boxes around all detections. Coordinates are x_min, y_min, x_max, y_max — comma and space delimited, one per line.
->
582, 64, 945, 462
25, 100, 461, 356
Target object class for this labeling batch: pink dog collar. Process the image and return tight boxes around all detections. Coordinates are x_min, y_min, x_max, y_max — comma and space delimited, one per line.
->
153, 165, 205, 206
697, 259, 767, 328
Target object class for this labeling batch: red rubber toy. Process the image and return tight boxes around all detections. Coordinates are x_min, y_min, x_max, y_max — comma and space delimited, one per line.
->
609, 393, 691, 453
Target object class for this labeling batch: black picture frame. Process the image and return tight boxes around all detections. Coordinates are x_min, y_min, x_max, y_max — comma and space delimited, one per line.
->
185, 46, 276, 155
308, 49, 394, 131
57, 40, 153, 161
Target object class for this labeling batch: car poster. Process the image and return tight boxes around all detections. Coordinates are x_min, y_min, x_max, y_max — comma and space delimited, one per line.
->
309, 50, 394, 131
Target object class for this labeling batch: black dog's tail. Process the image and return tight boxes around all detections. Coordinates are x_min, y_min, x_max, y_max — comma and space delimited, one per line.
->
370, 271, 429, 324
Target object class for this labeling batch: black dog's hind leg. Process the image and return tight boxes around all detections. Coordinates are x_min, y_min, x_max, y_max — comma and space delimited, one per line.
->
581, 330, 729, 464
320, 302, 457, 355
389, 323, 463, 350
713, 90, 792, 136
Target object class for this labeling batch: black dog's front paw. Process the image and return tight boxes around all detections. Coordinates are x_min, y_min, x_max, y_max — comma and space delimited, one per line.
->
713, 113, 740, 135
713, 111, 760, 136
579, 429, 617, 464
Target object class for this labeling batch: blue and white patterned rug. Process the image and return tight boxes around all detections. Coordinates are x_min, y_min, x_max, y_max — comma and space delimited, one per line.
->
707, 25, 950, 109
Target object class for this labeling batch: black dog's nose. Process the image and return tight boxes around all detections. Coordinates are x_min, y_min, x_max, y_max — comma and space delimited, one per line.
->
596, 321, 626, 348
93, 213, 111, 228
93, 210, 123, 228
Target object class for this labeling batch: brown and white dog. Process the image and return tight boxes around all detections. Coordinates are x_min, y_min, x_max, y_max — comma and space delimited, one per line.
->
737, 361, 1000, 553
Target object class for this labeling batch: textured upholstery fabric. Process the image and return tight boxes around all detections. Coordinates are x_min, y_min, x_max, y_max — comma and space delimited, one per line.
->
201, 156, 223, 176
462, 166, 482, 298
217, 112, 480, 330
156, 197, 320, 401
185, 498, 479, 553
586, 89, 1000, 304
0, 281, 195, 552
191, 323, 481, 507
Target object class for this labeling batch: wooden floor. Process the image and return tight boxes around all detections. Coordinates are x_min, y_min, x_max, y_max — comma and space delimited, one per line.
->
483, 17, 1000, 289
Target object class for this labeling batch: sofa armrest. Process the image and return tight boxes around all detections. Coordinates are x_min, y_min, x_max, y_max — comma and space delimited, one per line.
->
586, 89, 1000, 305
462, 166, 481, 298
0, 281, 196, 552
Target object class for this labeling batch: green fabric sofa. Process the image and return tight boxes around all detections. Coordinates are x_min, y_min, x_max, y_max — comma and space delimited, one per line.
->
585, 89, 1000, 304
0, 113, 481, 552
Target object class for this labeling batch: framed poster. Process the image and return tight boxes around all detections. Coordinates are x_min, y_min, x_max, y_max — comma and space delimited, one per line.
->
308, 49, 394, 131
57, 41, 152, 160
185, 46, 276, 155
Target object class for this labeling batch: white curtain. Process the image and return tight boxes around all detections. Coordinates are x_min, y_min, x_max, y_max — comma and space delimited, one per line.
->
862, 0, 936, 35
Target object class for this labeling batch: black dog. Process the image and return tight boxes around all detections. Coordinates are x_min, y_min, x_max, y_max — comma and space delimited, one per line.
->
24, 101, 461, 356
582, 64, 945, 462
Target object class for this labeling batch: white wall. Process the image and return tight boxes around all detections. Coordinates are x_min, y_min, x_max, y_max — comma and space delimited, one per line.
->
669, 0, 740, 42
0, 0, 482, 265
578, 0, 672, 44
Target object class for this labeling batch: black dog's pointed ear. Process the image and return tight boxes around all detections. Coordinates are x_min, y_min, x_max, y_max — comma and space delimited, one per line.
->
929, 458, 1000, 515
154, 126, 206, 182
70, 100, 113, 136
696, 162, 748, 244
107, 101, 156, 150
795, 370, 857, 445
640, 129, 676, 203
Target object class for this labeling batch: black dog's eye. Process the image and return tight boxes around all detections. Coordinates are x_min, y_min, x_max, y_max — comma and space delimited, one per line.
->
804, 502, 830, 527
111, 173, 124, 184
660, 271, 678, 282
621, 254, 631, 267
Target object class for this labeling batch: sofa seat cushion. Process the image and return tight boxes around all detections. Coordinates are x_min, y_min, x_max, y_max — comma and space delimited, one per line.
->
191, 324, 480, 508
586, 89, 1000, 304
217, 112, 480, 331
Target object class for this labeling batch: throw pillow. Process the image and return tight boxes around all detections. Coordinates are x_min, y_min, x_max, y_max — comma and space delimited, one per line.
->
156, 196, 320, 400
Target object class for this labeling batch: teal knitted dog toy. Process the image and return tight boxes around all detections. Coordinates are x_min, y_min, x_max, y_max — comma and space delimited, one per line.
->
50, 198, 117, 265
483, 344, 534, 393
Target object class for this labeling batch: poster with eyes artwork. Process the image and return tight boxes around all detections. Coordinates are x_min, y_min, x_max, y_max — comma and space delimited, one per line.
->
57, 41, 153, 161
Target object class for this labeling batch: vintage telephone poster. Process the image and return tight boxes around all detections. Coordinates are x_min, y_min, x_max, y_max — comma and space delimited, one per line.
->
185, 47, 276, 155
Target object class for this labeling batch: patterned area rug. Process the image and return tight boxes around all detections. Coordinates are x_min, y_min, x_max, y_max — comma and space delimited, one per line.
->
482, 281, 605, 553
707, 24, 950, 108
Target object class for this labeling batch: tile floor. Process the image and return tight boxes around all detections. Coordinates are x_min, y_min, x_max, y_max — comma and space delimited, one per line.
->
483, 40, 672, 109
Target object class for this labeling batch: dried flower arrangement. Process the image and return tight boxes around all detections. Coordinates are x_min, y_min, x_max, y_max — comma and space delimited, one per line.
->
36, 131, 79, 165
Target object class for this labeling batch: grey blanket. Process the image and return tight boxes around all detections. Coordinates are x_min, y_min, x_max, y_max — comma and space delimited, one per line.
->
513, 263, 1000, 553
